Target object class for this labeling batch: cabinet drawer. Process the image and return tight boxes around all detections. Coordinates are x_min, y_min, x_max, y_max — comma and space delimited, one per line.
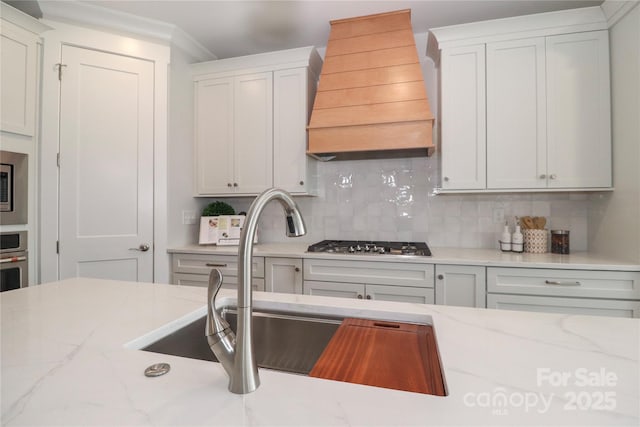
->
487, 294, 640, 318
173, 273, 265, 292
172, 254, 264, 277
304, 259, 434, 288
487, 267, 640, 300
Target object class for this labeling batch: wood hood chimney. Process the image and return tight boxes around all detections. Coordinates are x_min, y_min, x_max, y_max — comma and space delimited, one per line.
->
307, 9, 434, 160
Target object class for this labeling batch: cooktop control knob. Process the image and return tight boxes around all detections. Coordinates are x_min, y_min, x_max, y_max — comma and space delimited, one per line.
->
348, 246, 356, 253
377, 247, 386, 254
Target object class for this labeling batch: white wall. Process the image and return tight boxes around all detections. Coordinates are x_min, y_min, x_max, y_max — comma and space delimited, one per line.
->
588, 3, 640, 263
166, 46, 207, 249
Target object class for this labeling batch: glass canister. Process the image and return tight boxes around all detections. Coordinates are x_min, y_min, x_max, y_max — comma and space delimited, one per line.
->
551, 230, 570, 254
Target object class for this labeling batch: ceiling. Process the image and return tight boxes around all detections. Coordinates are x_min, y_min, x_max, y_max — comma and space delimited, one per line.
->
14, 1, 604, 59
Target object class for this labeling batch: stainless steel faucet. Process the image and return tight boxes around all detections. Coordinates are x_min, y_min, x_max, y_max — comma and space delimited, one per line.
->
206, 188, 306, 394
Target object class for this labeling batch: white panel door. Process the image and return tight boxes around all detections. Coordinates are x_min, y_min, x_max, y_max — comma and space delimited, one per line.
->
195, 77, 234, 195
546, 30, 611, 188
59, 45, 154, 281
487, 38, 547, 189
233, 72, 273, 194
440, 44, 486, 190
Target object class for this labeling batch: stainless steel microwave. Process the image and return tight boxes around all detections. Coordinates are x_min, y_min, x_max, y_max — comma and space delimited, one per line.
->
0, 151, 27, 225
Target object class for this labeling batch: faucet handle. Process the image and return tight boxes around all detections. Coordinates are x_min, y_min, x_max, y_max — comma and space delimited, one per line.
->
206, 269, 232, 338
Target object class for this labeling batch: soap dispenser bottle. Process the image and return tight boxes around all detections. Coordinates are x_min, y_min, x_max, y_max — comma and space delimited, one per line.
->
511, 224, 524, 253
500, 222, 511, 252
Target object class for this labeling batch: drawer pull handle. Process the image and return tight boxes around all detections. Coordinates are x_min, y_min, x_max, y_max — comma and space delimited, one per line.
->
545, 280, 581, 286
206, 263, 228, 267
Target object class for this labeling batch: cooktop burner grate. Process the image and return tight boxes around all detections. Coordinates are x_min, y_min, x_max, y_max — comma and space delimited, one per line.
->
307, 240, 431, 256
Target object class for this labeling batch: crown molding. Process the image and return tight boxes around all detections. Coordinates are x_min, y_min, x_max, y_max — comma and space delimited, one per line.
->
429, 6, 607, 50
600, 0, 639, 27
38, 0, 215, 61
1, 2, 52, 34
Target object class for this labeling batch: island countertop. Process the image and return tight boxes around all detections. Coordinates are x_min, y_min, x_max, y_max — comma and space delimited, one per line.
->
2, 278, 639, 426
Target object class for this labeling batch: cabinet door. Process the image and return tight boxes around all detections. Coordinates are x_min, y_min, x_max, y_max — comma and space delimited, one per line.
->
487, 38, 547, 189
273, 68, 316, 194
265, 257, 302, 294
233, 72, 273, 194
195, 77, 235, 194
0, 19, 38, 136
546, 31, 611, 188
366, 284, 434, 304
173, 273, 265, 292
487, 294, 640, 318
435, 265, 486, 308
440, 44, 486, 190
303, 280, 365, 299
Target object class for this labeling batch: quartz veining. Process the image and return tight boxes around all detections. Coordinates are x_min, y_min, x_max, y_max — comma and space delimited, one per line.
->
2, 278, 639, 426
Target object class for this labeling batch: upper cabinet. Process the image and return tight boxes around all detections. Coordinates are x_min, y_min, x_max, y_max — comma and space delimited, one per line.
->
192, 47, 322, 197
0, 6, 49, 136
430, 7, 612, 192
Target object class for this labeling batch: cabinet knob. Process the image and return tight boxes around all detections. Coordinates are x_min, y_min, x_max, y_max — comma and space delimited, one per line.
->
357, 294, 363, 299
549, 174, 557, 180
366, 295, 371, 300
294, 267, 300, 272
437, 274, 444, 280
299, 180, 304, 186
539, 174, 546, 179
233, 182, 238, 187
443, 176, 450, 182
227, 183, 232, 187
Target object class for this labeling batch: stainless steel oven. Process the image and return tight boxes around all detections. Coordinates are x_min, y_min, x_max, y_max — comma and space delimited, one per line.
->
0, 150, 28, 225
1, 231, 28, 291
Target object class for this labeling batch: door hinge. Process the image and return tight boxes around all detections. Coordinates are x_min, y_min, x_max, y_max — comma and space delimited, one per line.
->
56, 241, 59, 254
56, 153, 60, 167
56, 63, 67, 81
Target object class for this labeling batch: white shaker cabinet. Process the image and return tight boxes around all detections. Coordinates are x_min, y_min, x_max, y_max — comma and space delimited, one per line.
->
435, 264, 486, 308
440, 44, 486, 191
192, 47, 321, 197
195, 72, 272, 195
0, 11, 41, 136
303, 280, 434, 304
265, 257, 303, 294
545, 31, 611, 189
431, 9, 612, 192
486, 38, 547, 189
273, 68, 318, 195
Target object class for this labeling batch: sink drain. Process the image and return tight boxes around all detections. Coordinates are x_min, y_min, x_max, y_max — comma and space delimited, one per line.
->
144, 363, 171, 377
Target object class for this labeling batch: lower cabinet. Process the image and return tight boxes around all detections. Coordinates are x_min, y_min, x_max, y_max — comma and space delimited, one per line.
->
303, 280, 434, 304
487, 294, 640, 318
487, 267, 640, 318
303, 259, 435, 304
435, 264, 486, 308
171, 253, 265, 291
173, 272, 265, 292
265, 257, 303, 294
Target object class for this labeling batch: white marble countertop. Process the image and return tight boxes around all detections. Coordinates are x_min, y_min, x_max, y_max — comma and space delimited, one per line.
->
168, 243, 640, 271
2, 278, 639, 426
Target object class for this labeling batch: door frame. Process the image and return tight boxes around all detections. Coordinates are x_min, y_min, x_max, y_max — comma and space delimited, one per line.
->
40, 20, 170, 284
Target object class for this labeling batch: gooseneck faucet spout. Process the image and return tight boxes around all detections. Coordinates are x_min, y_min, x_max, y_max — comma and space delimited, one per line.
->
206, 188, 306, 394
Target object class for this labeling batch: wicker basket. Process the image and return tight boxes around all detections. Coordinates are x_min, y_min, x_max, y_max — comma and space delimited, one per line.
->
523, 229, 548, 253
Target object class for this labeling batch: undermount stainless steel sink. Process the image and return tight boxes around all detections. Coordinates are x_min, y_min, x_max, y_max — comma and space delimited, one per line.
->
142, 308, 342, 375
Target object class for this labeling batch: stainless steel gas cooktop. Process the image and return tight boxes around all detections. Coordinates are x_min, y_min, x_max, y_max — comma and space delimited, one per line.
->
307, 240, 431, 256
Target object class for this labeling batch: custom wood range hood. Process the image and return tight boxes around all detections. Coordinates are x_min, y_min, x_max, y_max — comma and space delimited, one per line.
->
307, 9, 434, 160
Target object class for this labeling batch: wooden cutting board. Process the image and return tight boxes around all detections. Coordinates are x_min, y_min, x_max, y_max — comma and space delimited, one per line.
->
309, 318, 446, 395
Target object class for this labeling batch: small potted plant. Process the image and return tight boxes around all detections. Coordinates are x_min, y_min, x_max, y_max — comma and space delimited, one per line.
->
199, 201, 235, 245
